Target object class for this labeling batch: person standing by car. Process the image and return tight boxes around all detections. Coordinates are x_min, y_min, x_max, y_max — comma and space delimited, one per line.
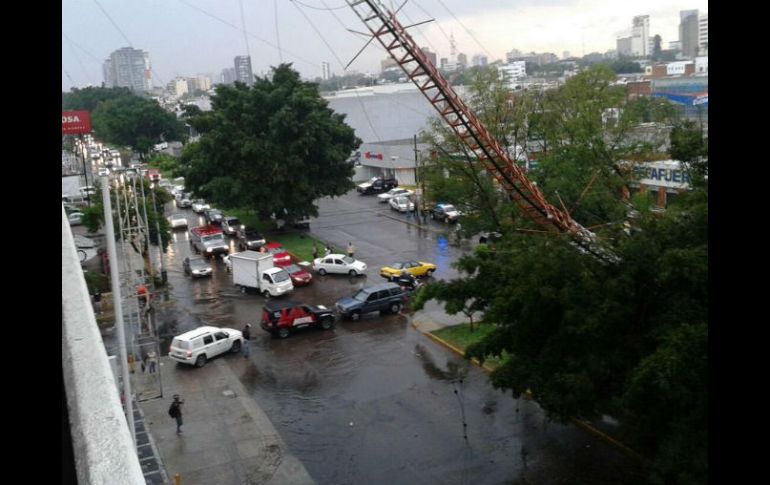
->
147, 351, 157, 374
242, 324, 251, 358
312, 243, 319, 260
347, 242, 356, 258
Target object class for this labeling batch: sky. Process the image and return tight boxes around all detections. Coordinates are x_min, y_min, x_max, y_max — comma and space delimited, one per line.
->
62, 0, 708, 92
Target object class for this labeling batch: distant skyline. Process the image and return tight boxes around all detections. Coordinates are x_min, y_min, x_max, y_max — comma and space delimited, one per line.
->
62, 0, 708, 92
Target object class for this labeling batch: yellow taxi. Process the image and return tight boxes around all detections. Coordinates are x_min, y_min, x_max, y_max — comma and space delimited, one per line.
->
380, 260, 437, 280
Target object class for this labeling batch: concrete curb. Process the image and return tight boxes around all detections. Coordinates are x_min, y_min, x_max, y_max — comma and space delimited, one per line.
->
410, 319, 647, 463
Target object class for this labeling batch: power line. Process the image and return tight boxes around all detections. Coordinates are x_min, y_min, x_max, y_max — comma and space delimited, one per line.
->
412, 0, 452, 45
92, 0, 133, 47
292, 0, 348, 10
433, 0, 493, 59
274, 0, 283, 63
239, 0, 252, 63
295, 0, 383, 143
62, 33, 103, 64
177, 0, 319, 69
63, 34, 96, 86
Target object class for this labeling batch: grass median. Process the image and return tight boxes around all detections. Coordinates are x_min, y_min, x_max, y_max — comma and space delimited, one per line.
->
431, 323, 508, 370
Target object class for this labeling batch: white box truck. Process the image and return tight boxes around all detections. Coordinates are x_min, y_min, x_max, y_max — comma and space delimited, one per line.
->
231, 251, 294, 298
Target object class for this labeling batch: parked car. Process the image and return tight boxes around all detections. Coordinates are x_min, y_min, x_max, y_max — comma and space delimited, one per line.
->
68, 212, 84, 225
192, 199, 210, 213
282, 263, 313, 287
430, 203, 462, 223
377, 187, 413, 203
177, 195, 192, 208
335, 282, 405, 321
260, 300, 334, 339
183, 256, 213, 277
478, 231, 503, 244
313, 254, 367, 276
168, 326, 243, 368
167, 213, 188, 229
221, 216, 243, 236
264, 242, 292, 266
380, 260, 436, 280
204, 208, 224, 226
357, 176, 399, 195
236, 228, 266, 251
389, 195, 415, 213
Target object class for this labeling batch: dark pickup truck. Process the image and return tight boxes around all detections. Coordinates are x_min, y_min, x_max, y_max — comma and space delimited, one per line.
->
357, 177, 399, 195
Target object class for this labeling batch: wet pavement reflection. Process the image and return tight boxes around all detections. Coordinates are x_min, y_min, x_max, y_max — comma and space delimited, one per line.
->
155, 191, 647, 484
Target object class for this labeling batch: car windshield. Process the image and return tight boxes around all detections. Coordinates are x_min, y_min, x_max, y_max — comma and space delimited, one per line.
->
443, 205, 456, 212
391, 262, 404, 269
202, 234, 224, 243
394, 197, 408, 204
190, 258, 209, 269
245, 231, 261, 240
227, 218, 240, 225
342, 256, 356, 265
268, 246, 285, 254
272, 270, 290, 282
352, 290, 369, 302
284, 264, 301, 273
171, 214, 185, 219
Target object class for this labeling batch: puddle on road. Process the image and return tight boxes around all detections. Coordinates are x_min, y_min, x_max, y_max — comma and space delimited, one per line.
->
413, 343, 470, 381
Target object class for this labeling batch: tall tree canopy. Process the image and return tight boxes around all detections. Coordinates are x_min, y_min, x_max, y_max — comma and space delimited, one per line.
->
181, 64, 360, 222
414, 65, 707, 483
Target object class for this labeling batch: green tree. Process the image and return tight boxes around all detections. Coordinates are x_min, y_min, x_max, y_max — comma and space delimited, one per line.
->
181, 63, 360, 223
148, 153, 182, 177
651, 35, 663, 62
62, 86, 134, 112
414, 64, 707, 484
609, 59, 643, 74
91, 95, 186, 159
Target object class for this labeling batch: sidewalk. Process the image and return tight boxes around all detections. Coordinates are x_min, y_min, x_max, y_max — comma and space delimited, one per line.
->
138, 356, 314, 485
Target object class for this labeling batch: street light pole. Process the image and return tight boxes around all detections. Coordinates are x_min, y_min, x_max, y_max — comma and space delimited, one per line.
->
79, 134, 91, 207
149, 185, 167, 284
101, 174, 136, 445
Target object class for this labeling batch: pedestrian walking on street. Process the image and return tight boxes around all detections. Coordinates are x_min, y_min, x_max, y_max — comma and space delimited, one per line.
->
242, 324, 251, 358
347, 242, 356, 258
324, 244, 332, 256
169, 395, 184, 434
312, 243, 319, 260
92, 289, 102, 314
141, 353, 148, 373
147, 351, 157, 374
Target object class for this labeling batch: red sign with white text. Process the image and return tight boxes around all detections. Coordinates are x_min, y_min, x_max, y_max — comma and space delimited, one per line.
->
62, 111, 92, 135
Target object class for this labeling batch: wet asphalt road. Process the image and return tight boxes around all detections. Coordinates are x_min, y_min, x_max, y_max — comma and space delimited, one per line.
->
157, 190, 646, 485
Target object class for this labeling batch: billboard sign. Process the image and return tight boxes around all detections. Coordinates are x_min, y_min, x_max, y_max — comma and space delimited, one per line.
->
62, 111, 92, 135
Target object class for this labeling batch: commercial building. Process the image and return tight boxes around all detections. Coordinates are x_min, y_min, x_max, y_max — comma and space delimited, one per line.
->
103, 47, 152, 92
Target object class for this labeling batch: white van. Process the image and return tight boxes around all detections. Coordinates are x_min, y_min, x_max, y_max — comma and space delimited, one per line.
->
168, 326, 243, 368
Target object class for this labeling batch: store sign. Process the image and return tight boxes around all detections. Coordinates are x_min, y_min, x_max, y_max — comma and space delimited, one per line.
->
633, 162, 691, 188
62, 111, 92, 135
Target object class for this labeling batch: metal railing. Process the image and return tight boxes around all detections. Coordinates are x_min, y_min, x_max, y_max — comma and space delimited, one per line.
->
61, 205, 144, 485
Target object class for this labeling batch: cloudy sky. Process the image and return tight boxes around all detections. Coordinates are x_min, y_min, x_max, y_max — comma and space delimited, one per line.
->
62, 0, 707, 91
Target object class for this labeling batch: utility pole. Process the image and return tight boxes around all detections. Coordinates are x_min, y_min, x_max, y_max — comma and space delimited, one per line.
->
413, 134, 421, 221
79, 134, 91, 207
101, 174, 136, 445
149, 185, 167, 284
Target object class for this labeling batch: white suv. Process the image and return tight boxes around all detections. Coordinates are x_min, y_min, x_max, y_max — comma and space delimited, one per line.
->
168, 326, 243, 368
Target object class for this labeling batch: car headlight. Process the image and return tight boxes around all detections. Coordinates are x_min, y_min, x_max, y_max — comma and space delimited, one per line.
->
206, 248, 213, 252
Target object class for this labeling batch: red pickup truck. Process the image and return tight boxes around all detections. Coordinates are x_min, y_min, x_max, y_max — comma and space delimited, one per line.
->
146, 168, 161, 182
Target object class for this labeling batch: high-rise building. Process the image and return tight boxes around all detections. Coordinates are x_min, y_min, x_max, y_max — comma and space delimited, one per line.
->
381, 57, 398, 72
698, 13, 708, 55
220, 67, 236, 85
321, 61, 331, 81
234, 56, 253, 85
562, 51, 571, 60
617, 37, 633, 57
421, 47, 437, 67
631, 15, 650, 57
187, 75, 211, 93
167, 78, 189, 99
103, 47, 152, 92
679, 10, 699, 58
497, 61, 526, 88
505, 48, 523, 63
457, 53, 467, 68
471, 55, 488, 67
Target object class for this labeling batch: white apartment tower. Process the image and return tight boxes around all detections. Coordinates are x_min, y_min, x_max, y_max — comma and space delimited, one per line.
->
698, 13, 708, 54
321, 61, 331, 81
103, 47, 152, 92
631, 15, 650, 57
